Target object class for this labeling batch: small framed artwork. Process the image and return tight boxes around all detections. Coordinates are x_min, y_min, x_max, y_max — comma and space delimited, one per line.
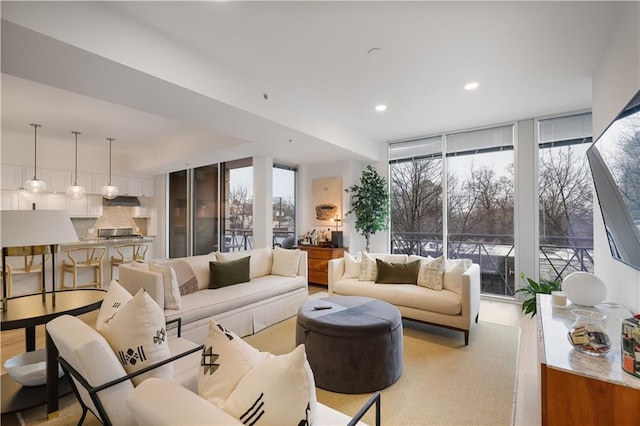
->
312, 177, 342, 226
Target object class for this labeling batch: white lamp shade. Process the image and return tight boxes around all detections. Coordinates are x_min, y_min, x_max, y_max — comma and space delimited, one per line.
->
23, 178, 47, 194
101, 185, 118, 200
562, 272, 607, 307
66, 185, 86, 200
1, 210, 78, 248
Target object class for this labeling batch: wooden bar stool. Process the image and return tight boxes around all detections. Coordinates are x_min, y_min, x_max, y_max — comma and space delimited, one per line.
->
0, 251, 50, 297
61, 247, 106, 289
110, 243, 148, 280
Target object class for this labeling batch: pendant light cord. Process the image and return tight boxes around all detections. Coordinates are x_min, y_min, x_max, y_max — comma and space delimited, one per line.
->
72, 131, 80, 185
30, 123, 41, 179
107, 138, 114, 185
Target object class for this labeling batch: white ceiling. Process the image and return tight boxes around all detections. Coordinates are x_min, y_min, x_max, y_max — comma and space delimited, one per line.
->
0, 1, 625, 173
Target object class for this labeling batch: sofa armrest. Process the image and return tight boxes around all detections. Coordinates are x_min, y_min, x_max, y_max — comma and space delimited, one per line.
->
118, 264, 165, 309
460, 263, 481, 327
297, 250, 308, 282
328, 258, 345, 295
127, 378, 240, 425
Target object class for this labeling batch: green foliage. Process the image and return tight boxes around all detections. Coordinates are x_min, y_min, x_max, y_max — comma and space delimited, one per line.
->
345, 165, 390, 252
515, 273, 561, 317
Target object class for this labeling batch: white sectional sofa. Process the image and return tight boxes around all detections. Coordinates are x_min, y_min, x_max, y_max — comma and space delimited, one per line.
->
328, 253, 481, 345
119, 247, 309, 344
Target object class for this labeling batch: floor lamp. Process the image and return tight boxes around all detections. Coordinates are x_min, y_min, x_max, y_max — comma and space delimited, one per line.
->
1, 210, 78, 311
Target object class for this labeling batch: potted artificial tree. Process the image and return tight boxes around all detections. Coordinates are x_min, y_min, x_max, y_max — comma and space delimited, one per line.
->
345, 165, 390, 252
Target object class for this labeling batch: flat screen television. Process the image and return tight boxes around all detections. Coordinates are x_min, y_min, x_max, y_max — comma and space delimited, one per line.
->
587, 89, 640, 270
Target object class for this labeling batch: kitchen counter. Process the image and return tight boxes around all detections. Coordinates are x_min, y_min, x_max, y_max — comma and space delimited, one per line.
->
69, 236, 155, 246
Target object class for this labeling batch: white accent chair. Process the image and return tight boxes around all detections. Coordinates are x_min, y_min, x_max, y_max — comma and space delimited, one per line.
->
47, 315, 381, 426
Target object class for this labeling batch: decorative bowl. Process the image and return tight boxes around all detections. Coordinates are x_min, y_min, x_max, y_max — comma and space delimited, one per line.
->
4, 348, 64, 386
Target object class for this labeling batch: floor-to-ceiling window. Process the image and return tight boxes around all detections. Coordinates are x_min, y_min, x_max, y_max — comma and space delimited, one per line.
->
193, 164, 219, 255
168, 170, 189, 258
447, 125, 515, 296
272, 164, 297, 247
389, 136, 443, 257
221, 158, 253, 252
389, 124, 516, 297
538, 113, 593, 282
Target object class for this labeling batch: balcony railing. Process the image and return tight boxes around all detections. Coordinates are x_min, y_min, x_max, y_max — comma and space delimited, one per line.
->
391, 232, 594, 297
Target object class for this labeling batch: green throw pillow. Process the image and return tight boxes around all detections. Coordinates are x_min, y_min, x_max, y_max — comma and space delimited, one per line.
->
375, 258, 421, 284
209, 256, 251, 289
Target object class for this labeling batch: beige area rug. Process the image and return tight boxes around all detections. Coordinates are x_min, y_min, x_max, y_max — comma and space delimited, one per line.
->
3, 297, 519, 426
245, 317, 520, 426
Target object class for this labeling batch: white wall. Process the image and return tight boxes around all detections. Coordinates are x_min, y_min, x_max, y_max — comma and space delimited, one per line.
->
299, 160, 365, 254
592, 2, 640, 314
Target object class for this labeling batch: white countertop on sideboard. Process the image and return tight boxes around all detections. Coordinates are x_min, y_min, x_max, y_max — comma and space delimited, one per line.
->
537, 293, 640, 390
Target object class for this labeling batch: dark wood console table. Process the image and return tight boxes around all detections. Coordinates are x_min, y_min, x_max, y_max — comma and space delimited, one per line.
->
297, 246, 347, 286
1, 289, 105, 419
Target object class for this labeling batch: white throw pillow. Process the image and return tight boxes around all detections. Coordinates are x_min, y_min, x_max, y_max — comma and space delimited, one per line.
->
98, 289, 172, 386
343, 252, 361, 279
417, 255, 446, 290
96, 280, 133, 331
217, 248, 272, 279
148, 263, 182, 310
409, 254, 433, 264
358, 252, 378, 281
443, 259, 473, 295
383, 254, 408, 264
198, 320, 271, 408
223, 345, 317, 426
271, 247, 301, 277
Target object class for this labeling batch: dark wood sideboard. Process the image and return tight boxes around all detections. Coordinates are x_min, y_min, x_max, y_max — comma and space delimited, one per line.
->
296, 246, 347, 286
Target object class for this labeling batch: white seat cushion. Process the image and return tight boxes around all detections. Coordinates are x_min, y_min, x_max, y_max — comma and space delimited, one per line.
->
165, 275, 306, 326
333, 278, 461, 315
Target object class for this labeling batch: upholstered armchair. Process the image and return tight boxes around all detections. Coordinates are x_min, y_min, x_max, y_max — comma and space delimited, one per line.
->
47, 315, 381, 426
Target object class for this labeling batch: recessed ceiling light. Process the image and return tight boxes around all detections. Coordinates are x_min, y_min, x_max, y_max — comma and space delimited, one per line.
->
464, 82, 479, 90
375, 104, 387, 112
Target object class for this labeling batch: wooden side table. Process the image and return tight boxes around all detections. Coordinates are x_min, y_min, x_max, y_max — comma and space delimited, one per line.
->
297, 246, 347, 286
1, 289, 106, 418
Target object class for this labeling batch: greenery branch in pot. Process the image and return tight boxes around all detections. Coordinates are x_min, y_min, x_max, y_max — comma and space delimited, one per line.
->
515, 272, 561, 317
345, 165, 390, 253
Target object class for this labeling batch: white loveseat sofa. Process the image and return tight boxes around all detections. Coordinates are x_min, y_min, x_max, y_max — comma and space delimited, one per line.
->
328, 253, 481, 345
119, 247, 309, 343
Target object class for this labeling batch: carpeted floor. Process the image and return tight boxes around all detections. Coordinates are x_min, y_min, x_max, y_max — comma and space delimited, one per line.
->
3, 307, 519, 426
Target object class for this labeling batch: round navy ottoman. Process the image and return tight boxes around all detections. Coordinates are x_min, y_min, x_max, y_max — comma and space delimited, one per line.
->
295, 296, 403, 394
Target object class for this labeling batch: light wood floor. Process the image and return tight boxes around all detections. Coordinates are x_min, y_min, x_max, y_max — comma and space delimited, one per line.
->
1, 288, 540, 425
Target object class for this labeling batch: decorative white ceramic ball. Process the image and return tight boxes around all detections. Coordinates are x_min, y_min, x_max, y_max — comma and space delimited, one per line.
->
562, 272, 607, 307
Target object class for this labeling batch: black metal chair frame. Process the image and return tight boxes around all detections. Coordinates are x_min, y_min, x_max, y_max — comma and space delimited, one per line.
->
347, 391, 381, 426
55, 317, 199, 426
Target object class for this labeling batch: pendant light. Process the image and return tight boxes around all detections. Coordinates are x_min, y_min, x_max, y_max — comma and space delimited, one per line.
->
101, 137, 118, 199
24, 123, 47, 194
66, 131, 86, 200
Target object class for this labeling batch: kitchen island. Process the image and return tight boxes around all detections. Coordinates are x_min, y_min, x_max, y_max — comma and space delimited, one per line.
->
3, 237, 155, 297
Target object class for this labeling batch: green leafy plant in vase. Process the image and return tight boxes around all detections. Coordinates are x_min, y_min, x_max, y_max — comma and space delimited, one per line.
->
515, 273, 561, 317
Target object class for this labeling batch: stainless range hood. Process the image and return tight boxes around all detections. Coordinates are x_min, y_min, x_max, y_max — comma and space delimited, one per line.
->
102, 196, 141, 207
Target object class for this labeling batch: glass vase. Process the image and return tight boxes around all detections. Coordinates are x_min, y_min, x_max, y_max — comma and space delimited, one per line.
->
567, 309, 611, 356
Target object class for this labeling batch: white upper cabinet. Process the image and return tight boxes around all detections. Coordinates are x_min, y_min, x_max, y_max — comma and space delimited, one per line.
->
22, 167, 71, 193
142, 178, 156, 197
1, 165, 24, 189
126, 177, 143, 196
75, 172, 93, 194
93, 173, 126, 195
19, 192, 45, 210
45, 193, 68, 210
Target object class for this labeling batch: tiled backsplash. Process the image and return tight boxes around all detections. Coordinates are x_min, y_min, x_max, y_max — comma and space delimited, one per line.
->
72, 207, 147, 239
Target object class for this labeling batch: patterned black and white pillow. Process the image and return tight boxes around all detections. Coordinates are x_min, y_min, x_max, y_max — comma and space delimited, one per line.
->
95, 280, 133, 330
198, 320, 271, 407
222, 344, 317, 426
98, 289, 172, 386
